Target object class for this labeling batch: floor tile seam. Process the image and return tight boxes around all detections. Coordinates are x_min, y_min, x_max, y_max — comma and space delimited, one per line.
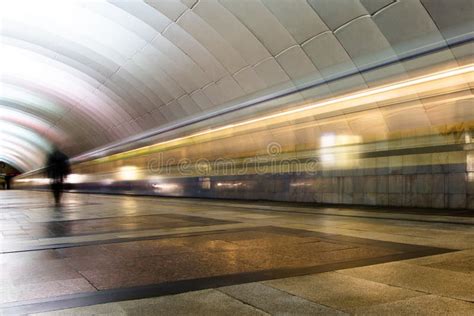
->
59, 252, 106, 292
333, 269, 474, 304
214, 288, 271, 315
332, 268, 432, 297
74, 269, 100, 293
260, 281, 349, 314
261, 282, 350, 314
329, 270, 449, 307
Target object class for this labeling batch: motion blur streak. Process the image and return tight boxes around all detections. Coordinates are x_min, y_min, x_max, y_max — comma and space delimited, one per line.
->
14, 61, 474, 209
73, 64, 474, 161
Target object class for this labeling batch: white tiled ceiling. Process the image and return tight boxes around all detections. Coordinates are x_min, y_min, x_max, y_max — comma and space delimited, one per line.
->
0, 0, 472, 171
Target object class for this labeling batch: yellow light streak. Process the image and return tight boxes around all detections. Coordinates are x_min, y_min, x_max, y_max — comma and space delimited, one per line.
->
103, 64, 474, 161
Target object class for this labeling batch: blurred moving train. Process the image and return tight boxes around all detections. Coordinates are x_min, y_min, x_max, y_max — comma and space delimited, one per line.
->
14, 42, 474, 209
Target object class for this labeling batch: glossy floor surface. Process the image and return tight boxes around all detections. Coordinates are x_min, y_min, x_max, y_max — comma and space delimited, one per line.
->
1, 191, 473, 315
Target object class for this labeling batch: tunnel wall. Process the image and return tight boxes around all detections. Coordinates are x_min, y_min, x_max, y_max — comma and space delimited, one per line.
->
13, 55, 474, 210
83, 151, 473, 209
15, 147, 473, 210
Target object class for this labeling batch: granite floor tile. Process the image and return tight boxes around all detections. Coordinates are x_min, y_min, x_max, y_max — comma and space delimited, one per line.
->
404, 249, 474, 274
0, 278, 96, 304
79, 251, 255, 290
30, 303, 128, 315
339, 261, 474, 302
62, 254, 130, 271
117, 289, 268, 315
85, 240, 194, 259
219, 282, 347, 315
231, 245, 398, 271
271, 246, 400, 269
55, 245, 115, 258
264, 272, 423, 311
35, 289, 269, 316
1, 190, 472, 315
0, 250, 62, 264
352, 294, 474, 315
1, 260, 83, 287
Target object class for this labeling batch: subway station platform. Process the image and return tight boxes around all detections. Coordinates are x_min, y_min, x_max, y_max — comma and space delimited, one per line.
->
1, 191, 473, 315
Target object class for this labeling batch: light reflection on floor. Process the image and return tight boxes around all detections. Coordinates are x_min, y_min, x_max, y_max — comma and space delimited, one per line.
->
1, 190, 473, 315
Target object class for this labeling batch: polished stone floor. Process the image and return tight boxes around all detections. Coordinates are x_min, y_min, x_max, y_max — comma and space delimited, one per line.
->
1, 191, 473, 315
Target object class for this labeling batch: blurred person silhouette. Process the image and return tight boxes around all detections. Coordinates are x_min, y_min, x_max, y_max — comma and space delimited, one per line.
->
4, 175, 12, 189
45, 146, 71, 205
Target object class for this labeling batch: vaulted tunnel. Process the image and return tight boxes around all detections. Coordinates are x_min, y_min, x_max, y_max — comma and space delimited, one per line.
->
2, 0, 474, 208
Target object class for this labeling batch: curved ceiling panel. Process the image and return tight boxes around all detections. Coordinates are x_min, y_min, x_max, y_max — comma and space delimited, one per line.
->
0, 121, 52, 171
1, 0, 472, 172
0, 107, 67, 144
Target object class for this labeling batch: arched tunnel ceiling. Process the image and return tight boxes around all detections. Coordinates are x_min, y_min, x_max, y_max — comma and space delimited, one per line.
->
0, 0, 473, 172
